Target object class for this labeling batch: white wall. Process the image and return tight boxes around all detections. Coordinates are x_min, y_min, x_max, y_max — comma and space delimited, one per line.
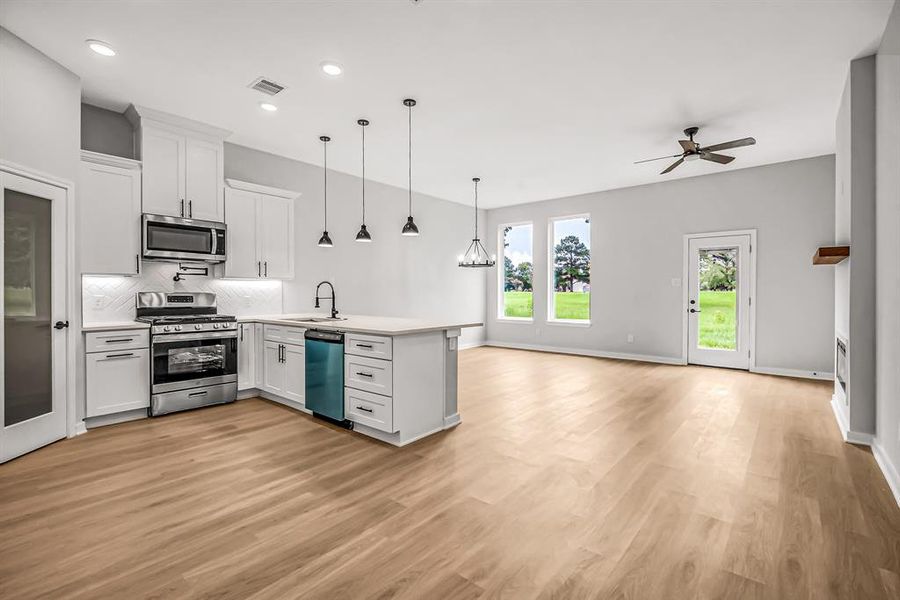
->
874, 0, 900, 504
224, 144, 487, 347
484, 156, 836, 375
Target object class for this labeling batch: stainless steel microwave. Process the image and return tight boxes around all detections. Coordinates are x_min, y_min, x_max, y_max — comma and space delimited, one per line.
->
142, 214, 226, 263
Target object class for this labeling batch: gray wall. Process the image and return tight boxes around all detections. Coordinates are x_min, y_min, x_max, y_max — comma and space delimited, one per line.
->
484, 155, 836, 375
834, 56, 877, 436
81, 103, 134, 159
224, 144, 487, 347
875, 0, 900, 501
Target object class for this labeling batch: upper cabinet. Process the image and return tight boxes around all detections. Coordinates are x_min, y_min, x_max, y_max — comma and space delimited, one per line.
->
125, 105, 230, 222
224, 179, 298, 279
79, 151, 143, 275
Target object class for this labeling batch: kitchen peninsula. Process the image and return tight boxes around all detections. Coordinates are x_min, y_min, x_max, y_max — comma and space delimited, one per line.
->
236, 314, 482, 446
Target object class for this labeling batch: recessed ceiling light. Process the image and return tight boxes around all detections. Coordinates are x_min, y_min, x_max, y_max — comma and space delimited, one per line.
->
86, 39, 116, 57
259, 102, 278, 112
320, 61, 343, 77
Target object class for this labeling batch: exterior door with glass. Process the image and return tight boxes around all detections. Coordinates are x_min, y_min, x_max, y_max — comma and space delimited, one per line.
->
687, 233, 752, 370
1, 171, 68, 462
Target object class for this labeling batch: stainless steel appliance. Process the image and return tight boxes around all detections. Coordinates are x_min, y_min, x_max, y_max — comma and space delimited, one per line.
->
136, 292, 237, 416
142, 214, 226, 263
305, 330, 348, 426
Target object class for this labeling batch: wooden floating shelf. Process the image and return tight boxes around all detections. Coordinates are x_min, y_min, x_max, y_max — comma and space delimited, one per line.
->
813, 245, 850, 265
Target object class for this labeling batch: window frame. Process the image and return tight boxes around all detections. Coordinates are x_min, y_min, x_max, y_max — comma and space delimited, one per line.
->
497, 221, 535, 322
547, 213, 592, 326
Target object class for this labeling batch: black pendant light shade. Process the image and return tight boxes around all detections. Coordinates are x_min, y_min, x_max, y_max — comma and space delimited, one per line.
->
356, 119, 372, 242
318, 135, 333, 248
401, 98, 419, 236
458, 177, 496, 268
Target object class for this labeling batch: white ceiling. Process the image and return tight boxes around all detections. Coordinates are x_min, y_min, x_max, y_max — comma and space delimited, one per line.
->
1, 1, 893, 208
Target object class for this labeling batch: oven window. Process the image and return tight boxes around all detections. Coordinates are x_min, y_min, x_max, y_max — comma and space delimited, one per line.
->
146, 221, 212, 254
153, 337, 237, 386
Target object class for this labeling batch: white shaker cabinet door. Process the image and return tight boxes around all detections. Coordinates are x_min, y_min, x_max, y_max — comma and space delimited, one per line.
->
237, 323, 256, 390
224, 188, 260, 278
282, 343, 305, 404
258, 195, 294, 279
141, 126, 185, 217
79, 159, 142, 275
184, 137, 224, 221
263, 341, 285, 395
86, 349, 150, 417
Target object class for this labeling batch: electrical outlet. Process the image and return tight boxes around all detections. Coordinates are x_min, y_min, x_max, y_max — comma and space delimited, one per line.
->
243, 295, 252, 308
627, 334, 634, 343
92, 295, 104, 309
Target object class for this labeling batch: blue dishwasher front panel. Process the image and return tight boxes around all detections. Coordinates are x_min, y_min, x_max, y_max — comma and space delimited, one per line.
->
304, 330, 345, 421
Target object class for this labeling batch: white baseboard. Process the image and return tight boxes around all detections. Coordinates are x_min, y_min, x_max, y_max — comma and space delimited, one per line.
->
484, 340, 684, 365
443, 413, 461, 428
255, 390, 311, 414
872, 441, 900, 509
73, 421, 87, 436
459, 340, 486, 350
830, 394, 874, 445
750, 366, 834, 381
85, 408, 148, 429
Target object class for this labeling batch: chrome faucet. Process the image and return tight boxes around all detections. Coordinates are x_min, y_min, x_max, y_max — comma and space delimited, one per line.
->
315, 281, 339, 319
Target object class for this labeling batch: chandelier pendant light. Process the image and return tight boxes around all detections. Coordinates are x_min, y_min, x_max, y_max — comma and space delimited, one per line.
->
355, 119, 372, 242
318, 135, 333, 248
401, 98, 420, 236
458, 177, 496, 268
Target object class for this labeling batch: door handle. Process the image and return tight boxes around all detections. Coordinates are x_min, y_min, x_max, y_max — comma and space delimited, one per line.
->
53, 320, 69, 330
356, 371, 374, 378
689, 308, 701, 313
264, 261, 268, 277
258, 261, 261, 278
188, 200, 193, 218
105, 338, 134, 343
188, 390, 208, 397
356, 343, 373, 349
103, 352, 136, 359
181, 199, 185, 217
135, 254, 140, 274
240, 324, 244, 342
356, 405, 374, 413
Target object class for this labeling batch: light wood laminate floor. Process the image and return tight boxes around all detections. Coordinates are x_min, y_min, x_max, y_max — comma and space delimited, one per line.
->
2, 347, 899, 599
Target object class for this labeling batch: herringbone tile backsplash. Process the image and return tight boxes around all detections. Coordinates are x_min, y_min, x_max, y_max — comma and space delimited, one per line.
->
82, 262, 283, 323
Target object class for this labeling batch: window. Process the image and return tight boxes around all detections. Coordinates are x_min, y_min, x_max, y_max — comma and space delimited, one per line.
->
549, 215, 590, 322
499, 223, 533, 319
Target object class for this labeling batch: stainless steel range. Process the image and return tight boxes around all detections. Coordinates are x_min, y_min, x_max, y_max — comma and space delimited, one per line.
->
135, 292, 238, 416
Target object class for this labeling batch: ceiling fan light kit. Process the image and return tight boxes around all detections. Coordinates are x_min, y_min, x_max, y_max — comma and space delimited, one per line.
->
635, 126, 756, 175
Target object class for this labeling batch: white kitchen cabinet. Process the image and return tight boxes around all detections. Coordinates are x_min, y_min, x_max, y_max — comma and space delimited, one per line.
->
126, 105, 229, 221
282, 343, 305, 404
79, 151, 143, 276
85, 329, 150, 418
261, 324, 305, 404
224, 180, 297, 279
263, 340, 285, 395
238, 322, 256, 390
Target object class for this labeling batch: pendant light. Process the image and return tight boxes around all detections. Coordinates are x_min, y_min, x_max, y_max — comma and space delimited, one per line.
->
317, 135, 333, 247
458, 177, 496, 268
355, 119, 372, 242
401, 98, 420, 236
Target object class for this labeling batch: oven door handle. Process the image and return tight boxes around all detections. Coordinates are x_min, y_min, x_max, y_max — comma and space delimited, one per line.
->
211, 227, 218, 255
152, 331, 238, 343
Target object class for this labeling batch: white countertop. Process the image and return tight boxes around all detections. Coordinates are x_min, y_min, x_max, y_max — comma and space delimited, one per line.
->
238, 314, 483, 336
82, 321, 150, 332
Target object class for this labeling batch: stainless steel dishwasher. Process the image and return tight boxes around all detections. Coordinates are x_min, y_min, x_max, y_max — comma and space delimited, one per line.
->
304, 329, 351, 427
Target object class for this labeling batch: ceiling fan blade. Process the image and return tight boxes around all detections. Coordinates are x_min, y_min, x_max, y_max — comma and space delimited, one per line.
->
702, 137, 756, 152
634, 153, 682, 164
701, 152, 735, 164
661, 158, 684, 174
678, 140, 698, 152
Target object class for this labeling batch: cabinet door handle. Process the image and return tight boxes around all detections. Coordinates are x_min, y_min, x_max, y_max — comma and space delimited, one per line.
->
264, 261, 268, 278
356, 405, 374, 413
181, 199, 185, 217
188, 200, 193, 218
105, 338, 134, 343
103, 352, 135, 359
356, 343, 373, 349
240, 323, 244, 342
356, 371, 374, 378
258, 261, 261, 278
135, 254, 140, 274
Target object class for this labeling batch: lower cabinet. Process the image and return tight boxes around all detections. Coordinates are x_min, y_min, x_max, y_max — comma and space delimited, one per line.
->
262, 338, 305, 404
85, 333, 150, 417
237, 323, 256, 390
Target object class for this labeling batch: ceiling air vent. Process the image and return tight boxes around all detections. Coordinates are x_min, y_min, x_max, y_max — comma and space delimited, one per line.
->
248, 77, 286, 96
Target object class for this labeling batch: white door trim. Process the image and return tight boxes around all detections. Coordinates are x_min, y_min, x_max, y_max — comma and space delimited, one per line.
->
0, 159, 79, 440
681, 229, 757, 369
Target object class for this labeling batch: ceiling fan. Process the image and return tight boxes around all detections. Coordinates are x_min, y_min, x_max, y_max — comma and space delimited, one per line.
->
635, 127, 756, 174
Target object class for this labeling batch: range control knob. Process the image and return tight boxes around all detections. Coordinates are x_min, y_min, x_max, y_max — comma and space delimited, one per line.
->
194, 324, 202, 330
174, 325, 182, 331
213, 323, 220, 329
163, 325, 171, 332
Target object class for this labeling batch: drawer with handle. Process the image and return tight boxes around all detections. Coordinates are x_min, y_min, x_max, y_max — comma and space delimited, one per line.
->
85, 329, 149, 353
345, 354, 393, 396
345, 333, 392, 360
263, 324, 305, 345
345, 387, 394, 433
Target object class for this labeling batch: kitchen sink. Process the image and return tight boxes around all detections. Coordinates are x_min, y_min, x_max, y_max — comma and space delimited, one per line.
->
287, 317, 347, 323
